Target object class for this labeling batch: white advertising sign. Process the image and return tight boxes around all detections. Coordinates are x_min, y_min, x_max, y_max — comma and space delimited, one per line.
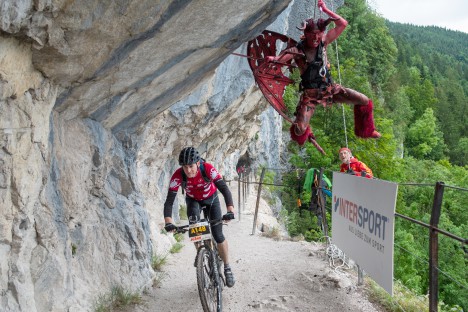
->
332, 172, 398, 295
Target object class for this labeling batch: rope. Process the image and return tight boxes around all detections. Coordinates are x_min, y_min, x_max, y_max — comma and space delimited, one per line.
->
323, 236, 353, 273
313, 0, 317, 19
328, 0, 349, 149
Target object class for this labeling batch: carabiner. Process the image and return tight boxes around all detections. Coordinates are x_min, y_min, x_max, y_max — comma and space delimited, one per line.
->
319, 66, 326, 78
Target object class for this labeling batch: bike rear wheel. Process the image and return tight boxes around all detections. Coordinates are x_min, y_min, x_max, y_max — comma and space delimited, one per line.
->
196, 247, 222, 312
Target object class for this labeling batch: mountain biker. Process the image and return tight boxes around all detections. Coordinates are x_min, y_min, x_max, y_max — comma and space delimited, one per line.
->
163, 147, 236, 287
338, 147, 373, 178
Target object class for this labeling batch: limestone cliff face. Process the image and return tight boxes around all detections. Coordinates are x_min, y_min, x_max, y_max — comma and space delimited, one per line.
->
0, 0, 298, 310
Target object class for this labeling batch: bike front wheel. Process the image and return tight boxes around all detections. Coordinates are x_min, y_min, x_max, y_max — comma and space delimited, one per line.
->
196, 247, 222, 312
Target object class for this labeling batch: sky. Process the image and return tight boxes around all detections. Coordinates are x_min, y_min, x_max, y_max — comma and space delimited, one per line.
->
368, 0, 468, 33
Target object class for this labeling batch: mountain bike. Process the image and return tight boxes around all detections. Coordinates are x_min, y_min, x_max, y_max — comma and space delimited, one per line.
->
176, 212, 224, 312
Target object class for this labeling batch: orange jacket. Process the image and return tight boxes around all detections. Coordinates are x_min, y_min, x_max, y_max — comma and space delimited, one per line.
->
340, 157, 373, 178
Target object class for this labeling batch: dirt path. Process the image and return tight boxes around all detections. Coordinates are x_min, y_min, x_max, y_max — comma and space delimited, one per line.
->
126, 184, 381, 312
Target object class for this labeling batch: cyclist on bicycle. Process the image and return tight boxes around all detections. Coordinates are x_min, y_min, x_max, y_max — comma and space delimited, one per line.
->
163, 147, 236, 287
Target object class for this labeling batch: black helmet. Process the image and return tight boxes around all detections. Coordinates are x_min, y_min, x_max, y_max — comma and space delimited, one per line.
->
178, 147, 201, 165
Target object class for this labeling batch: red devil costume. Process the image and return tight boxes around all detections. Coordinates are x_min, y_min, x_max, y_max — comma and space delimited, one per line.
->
247, 0, 380, 154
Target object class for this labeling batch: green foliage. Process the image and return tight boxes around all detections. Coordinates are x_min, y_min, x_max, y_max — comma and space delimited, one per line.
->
174, 232, 184, 242
336, 0, 397, 86
393, 228, 424, 291
262, 169, 276, 186
152, 271, 167, 288
179, 204, 188, 220
280, 208, 322, 242
391, 158, 468, 309
403, 67, 438, 119
283, 69, 301, 115
405, 108, 447, 160
151, 253, 168, 271
169, 242, 184, 254
384, 87, 413, 144
452, 137, 468, 167
94, 286, 142, 312
275, 0, 468, 309
259, 169, 281, 206
385, 21, 468, 165
367, 279, 463, 312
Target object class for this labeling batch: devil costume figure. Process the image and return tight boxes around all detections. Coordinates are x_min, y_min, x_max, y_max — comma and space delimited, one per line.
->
247, 0, 380, 154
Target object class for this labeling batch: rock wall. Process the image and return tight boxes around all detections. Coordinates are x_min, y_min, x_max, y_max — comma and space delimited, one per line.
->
0, 0, 344, 308
0, 0, 299, 310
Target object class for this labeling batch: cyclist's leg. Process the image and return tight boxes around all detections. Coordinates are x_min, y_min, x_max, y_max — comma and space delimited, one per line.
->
186, 197, 201, 224
186, 197, 202, 266
204, 194, 235, 287
203, 194, 225, 243
202, 194, 227, 261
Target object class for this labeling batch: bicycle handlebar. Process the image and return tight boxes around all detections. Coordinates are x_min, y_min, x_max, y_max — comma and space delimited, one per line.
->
175, 225, 190, 234
175, 219, 226, 234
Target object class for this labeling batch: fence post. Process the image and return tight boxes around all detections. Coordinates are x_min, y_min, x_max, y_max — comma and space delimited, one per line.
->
252, 168, 266, 235
243, 171, 246, 213
238, 173, 241, 221
429, 181, 444, 312
357, 265, 364, 286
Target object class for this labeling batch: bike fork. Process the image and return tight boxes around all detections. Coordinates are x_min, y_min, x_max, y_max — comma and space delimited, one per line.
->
211, 251, 223, 311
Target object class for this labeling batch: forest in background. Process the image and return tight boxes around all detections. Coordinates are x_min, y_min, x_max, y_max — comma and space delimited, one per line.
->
270, 0, 467, 310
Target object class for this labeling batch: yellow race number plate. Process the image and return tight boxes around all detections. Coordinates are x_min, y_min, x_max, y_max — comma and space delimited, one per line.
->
189, 221, 211, 242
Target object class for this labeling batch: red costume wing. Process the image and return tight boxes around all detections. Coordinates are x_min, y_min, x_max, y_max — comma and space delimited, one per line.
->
247, 30, 298, 123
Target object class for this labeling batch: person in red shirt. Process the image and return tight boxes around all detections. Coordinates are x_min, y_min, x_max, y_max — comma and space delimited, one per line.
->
163, 147, 235, 287
339, 147, 373, 178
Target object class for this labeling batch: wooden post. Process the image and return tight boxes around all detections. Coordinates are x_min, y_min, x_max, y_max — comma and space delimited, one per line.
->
429, 182, 444, 312
242, 171, 246, 213
357, 265, 364, 286
238, 173, 241, 221
252, 168, 266, 235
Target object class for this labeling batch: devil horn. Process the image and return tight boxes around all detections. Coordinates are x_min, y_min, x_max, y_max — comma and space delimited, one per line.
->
296, 21, 307, 31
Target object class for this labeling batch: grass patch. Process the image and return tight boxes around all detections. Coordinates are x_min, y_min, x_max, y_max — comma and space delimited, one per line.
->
174, 232, 184, 242
94, 286, 142, 312
151, 253, 167, 271
179, 204, 188, 220
169, 242, 184, 254
153, 271, 167, 288
366, 279, 463, 312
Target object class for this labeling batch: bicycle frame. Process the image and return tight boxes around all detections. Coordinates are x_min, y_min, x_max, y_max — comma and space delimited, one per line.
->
177, 214, 224, 312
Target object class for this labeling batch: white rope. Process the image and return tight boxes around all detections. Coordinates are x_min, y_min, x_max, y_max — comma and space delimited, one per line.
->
321, 236, 353, 273
329, 0, 349, 149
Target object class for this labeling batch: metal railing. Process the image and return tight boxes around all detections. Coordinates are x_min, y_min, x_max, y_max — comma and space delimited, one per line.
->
236, 167, 467, 311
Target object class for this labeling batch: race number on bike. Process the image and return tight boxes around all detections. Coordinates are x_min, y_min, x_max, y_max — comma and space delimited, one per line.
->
189, 221, 211, 242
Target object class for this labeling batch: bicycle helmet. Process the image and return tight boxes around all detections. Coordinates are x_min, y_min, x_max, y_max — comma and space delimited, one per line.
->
178, 147, 201, 165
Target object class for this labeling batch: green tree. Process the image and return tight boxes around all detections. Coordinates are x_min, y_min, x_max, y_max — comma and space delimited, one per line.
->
278, 2, 468, 309
452, 137, 468, 166
333, 0, 397, 87
405, 108, 447, 160
385, 87, 414, 150
386, 22, 467, 165
403, 67, 438, 120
